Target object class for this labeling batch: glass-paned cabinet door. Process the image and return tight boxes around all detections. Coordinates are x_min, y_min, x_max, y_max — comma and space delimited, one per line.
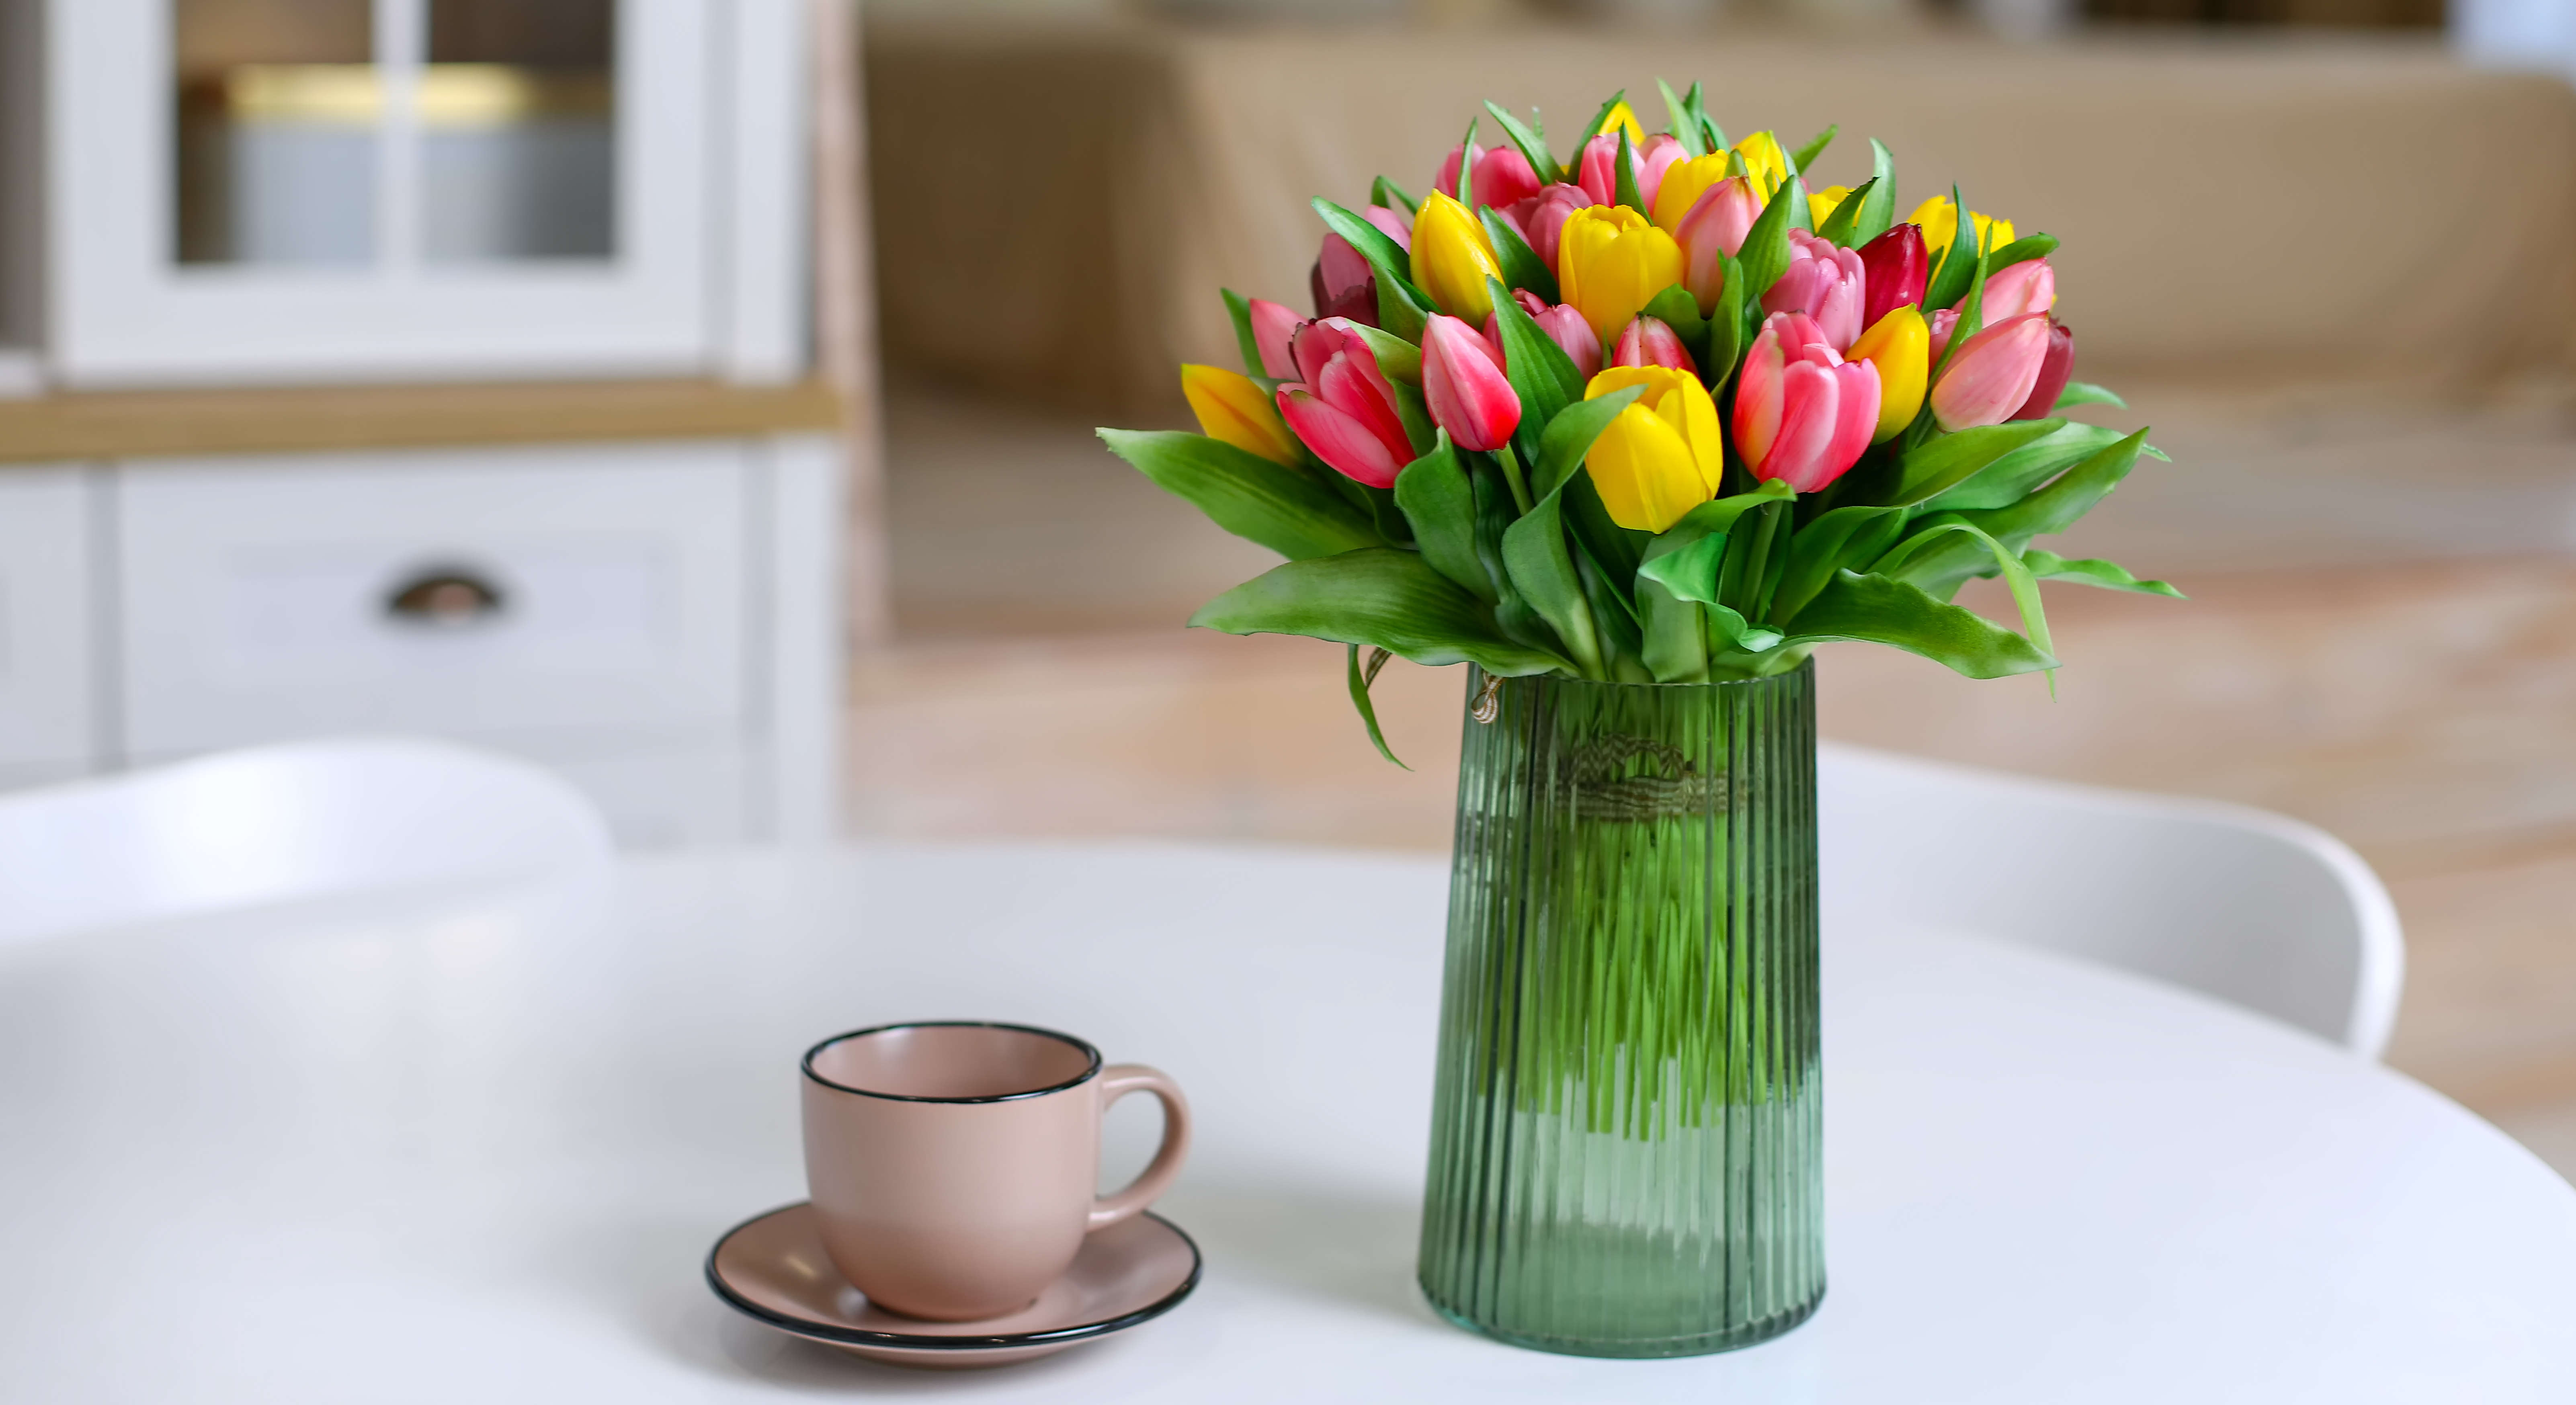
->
52, 0, 709, 385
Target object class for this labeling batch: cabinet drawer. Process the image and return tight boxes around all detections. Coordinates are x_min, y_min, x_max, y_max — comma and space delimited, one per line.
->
0, 469, 96, 770
117, 443, 748, 756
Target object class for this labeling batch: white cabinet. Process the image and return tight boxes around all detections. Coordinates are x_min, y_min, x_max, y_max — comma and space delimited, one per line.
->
0, 468, 93, 777
117, 442, 748, 756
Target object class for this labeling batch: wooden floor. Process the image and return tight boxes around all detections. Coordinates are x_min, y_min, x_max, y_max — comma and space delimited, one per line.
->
856, 377, 2576, 1178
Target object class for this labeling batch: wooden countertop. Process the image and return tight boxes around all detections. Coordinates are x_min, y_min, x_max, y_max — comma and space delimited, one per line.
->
0, 377, 844, 464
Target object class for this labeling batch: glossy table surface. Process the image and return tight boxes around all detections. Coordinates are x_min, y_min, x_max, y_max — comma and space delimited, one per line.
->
3, 842, 2571, 1402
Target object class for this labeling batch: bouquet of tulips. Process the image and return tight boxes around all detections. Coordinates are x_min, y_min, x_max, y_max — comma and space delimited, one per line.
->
1102, 83, 2176, 762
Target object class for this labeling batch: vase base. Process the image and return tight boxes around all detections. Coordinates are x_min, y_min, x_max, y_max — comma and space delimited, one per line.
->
1422, 1284, 1824, 1360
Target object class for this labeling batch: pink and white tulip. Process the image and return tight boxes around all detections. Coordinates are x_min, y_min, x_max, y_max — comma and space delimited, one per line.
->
1610, 315, 1697, 374
1249, 297, 1303, 380
1731, 311, 1881, 493
1929, 311, 2053, 432
1968, 258, 2054, 322
1422, 314, 1523, 453
1435, 142, 1542, 214
1763, 229, 1867, 352
1275, 318, 1415, 487
1675, 175, 1764, 313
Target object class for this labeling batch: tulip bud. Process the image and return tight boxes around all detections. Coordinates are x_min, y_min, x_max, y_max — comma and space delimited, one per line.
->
1733, 131, 1791, 198
1422, 314, 1523, 454
1280, 319, 1415, 487
1536, 303, 1604, 380
1972, 258, 2055, 323
1846, 305, 1929, 444
1410, 191, 1504, 322
1248, 298, 1304, 380
1908, 195, 2014, 264
1926, 307, 1960, 365
1650, 152, 1733, 235
1310, 232, 1378, 326
1634, 133, 1686, 213
1514, 183, 1590, 270
1363, 203, 1413, 252
1582, 366, 1727, 532
1857, 224, 1928, 330
1611, 315, 1697, 374
1576, 132, 1638, 209
1732, 311, 1881, 493
2010, 319, 2075, 421
1675, 176, 1764, 315
1477, 289, 1550, 365
1557, 205, 1687, 344
1182, 364, 1301, 467
1763, 229, 1867, 352
1929, 311, 2052, 432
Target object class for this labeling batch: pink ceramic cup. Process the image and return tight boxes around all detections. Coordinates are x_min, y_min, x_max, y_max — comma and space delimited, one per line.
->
800, 1021, 1192, 1321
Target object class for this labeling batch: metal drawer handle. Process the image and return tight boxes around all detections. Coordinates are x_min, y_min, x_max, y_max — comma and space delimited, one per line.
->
385, 566, 508, 628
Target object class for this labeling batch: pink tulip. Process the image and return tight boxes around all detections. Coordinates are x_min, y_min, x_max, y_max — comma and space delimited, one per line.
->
1576, 132, 1650, 209
1968, 258, 2053, 323
2009, 318, 2075, 421
1929, 311, 2053, 432
1763, 229, 1867, 352
1422, 314, 1523, 453
1732, 311, 1881, 493
1363, 203, 1413, 252
1508, 183, 1590, 270
1436, 142, 1542, 214
1275, 318, 1414, 487
1535, 303, 1604, 379
1634, 134, 1686, 212
1676, 176, 1764, 313
1478, 289, 1551, 363
1310, 232, 1377, 326
1926, 307, 1960, 365
1611, 315, 1697, 374
1249, 298, 1303, 380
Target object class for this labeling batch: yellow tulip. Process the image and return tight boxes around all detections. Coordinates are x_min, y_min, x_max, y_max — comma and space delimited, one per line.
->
1650, 152, 1742, 235
1846, 305, 1929, 444
1591, 98, 1645, 144
1809, 184, 1852, 230
1557, 205, 1685, 343
1582, 366, 1726, 533
1410, 191, 1503, 323
1180, 363, 1301, 467
1908, 195, 2014, 262
1734, 131, 1791, 198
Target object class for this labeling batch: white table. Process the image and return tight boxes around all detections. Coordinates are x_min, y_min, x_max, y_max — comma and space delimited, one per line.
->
3, 842, 2572, 1402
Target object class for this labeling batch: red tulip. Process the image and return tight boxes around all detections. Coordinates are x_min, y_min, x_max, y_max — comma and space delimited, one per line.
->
1762, 229, 1866, 352
1436, 141, 1542, 214
1856, 224, 1928, 330
1275, 318, 1414, 487
1248, 297, 1303, 380
1675, 175, 1764, 314
2009, 319, 2075, 421
1310, 232, 1378, 326
1930, 311, 2052, 432
1610, 315, 1697, 374
1971, 258, 2054, 323
1732, 310, 1881, 493
1422, 314, 1522, 453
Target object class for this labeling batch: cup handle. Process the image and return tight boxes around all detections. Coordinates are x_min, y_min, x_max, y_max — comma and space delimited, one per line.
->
1088, 1063, 1192, 1232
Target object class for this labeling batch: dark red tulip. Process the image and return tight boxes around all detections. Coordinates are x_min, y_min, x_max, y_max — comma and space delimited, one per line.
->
1856, 223, 1928, 330
2010, 319, 2076, 421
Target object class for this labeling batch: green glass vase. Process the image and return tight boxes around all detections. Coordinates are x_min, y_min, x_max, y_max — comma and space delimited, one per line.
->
1417, 660, 1825, 1358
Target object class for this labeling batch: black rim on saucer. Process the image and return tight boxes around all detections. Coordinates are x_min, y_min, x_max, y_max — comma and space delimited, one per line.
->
703, 1203, 1203, 1352
799, 1020, 1105, 1104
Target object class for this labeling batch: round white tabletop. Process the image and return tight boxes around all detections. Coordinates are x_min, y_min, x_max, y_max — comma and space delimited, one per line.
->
2, 842, 2570, 1402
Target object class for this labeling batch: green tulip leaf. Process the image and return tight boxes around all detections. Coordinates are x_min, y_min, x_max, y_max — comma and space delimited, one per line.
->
1531, 384, 1642, 501
1100, 429, 1386, 561
1482, 100, 1563, 187
1789, 125, 1838, 176
1615, 130, 1650, 216
1886, 419, 2065, 507
1853, 138, 1898, 245
1502, 490, 1607, 678
1346, 322, 1423, 383
1393, 433, 1494, 604
1984, 233, 2059, 275
1637, 527, 1726, 605
2022, 549, 2184, 598
1785, 174, 1814, 235
1771, 504, 1907, 623
1779, 569, 2058, 678
1657, 78, 1703, 156
1371, 176, 1419, 218
1190, 547, 1572, 677
1470, 459, 1554, 652
1958, 428, 2151, 543
1922, 185, 1978, 316
1560, 470, 1650, 613
1705, 252, 1748, 385
1640, 285, 1711, 367
1708, 602, 1782, 655
1920, 421, 2150, 512
1636, 539, 1709, 683
1482, 207, 1560, 304
1812, 176, 1876, 249
1345, 645, 1407, 769
1454, 119, 1478, 205
1658, 477, 1796, 555
1489, 276, 1587, 446
2053, 381, 2126, 410
1388, 378, 1437, 457
1582, 89, 1629, 142
1221, 288, 1266, 377
1876, 521, 2056, 676
1734, 176, 1800, 308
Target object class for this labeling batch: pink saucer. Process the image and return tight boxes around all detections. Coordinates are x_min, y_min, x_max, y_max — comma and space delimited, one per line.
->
704, 1202, 1201, 1369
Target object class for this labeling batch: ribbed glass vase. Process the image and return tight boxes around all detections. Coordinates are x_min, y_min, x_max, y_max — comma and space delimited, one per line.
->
1417, 659, 1825, 1358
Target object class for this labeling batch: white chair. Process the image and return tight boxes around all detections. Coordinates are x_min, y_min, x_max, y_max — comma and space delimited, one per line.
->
0, 737, 613, 946
1820, 742, 2404, 1058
